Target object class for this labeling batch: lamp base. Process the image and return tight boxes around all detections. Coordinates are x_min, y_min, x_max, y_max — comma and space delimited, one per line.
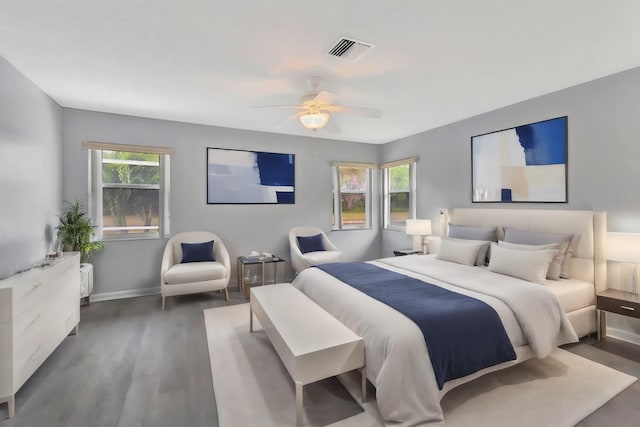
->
412, 236, 422, 252
412, 236, 428, 254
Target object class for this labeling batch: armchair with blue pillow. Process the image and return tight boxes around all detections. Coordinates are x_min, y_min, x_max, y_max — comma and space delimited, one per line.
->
289, 226, 342, 273
160, 231, 231, 309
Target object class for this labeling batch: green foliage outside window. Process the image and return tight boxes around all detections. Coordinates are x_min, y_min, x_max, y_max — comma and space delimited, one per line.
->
102, 151, 160, 234
389, 164, 410, 224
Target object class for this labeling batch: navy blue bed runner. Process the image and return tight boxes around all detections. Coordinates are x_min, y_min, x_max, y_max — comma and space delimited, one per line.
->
315, 262, 516, 389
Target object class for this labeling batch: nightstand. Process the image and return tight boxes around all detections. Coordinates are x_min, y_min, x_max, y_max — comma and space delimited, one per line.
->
596, 289, 640, 340
393, 249, 422, 256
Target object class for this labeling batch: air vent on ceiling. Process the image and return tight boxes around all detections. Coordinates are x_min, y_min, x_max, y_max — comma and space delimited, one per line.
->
327, 37, 374, 63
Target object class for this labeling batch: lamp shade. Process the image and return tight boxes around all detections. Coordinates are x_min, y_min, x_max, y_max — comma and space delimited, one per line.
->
607, 232, 640, 263
299, 112, 329, 130
406, 219, 432, 236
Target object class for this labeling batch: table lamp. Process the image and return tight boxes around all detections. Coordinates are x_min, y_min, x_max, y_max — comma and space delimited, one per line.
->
406, 219, 432, 254
607, 232, 640, 293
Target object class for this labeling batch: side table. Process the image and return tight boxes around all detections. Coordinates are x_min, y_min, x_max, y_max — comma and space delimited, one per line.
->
237, 256, 286, 299
393, 249, 422, 256
596, 289, 640, 340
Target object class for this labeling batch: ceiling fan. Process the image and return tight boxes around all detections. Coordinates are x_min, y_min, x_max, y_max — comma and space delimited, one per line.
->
254, 77, 382, 132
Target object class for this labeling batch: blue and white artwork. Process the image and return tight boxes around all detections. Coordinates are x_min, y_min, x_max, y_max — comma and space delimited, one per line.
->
207, 148, 295, 204
472, 116, 567, 203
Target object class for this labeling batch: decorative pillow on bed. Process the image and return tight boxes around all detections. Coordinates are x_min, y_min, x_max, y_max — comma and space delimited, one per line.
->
448, 223, 498, 242
498, 241, 567, 280
488, 243, 558, 285
502, 228, 577, 278
561, 234, 581, 279
448, 224, 498, 265
297, 234, 325, 253
444, 237, 490, 266
181, 240, 215, 263
436, 238, 486, 266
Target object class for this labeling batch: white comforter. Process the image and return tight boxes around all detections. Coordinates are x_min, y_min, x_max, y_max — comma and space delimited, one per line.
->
292, 255, 578, 427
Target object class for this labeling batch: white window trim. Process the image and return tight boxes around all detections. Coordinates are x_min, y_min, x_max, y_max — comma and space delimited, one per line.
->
382, 158, 417, 231
85, 142, 171, 241
331, 162, 374, 231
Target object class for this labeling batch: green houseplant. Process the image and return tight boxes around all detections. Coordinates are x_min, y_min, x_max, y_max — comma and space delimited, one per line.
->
57, 201, 103, 262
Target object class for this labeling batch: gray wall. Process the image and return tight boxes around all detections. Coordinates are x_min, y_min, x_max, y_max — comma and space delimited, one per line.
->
62, 109, 381, 296
381, 65, 640, 336
0, 57, 62, 279
381, 66, 640, 254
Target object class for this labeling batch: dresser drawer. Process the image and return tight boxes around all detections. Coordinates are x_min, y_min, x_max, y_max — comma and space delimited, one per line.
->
13, 259, 77, 317
14, 287, 78, 359
597, 296, 640, 319
14, 308, 78, 391
14, 278, 77, 339
14, 332, 54, 390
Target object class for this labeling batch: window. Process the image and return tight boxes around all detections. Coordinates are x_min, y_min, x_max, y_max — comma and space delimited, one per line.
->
382, 157, 417, 230
332, 162, 373, 230
84, 141, 172, 240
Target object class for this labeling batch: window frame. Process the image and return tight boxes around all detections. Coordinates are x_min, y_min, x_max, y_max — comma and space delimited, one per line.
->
84, 141, 172, 241
331, 162, 374, 230
382, 157, 417, 231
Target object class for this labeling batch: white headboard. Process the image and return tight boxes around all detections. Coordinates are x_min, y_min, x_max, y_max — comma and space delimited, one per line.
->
443, 208, 607, 292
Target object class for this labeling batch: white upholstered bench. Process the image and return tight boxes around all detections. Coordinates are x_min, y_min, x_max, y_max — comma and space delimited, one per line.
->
250, 283, 365, 427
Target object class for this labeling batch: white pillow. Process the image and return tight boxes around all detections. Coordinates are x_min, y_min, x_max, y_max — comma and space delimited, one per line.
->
436, 238, 486, 266
502, 227, 577, 278
561, 234, 581, 279
488, 243, 558, 285
445, 237, 490, 266
498, 241, 567, 280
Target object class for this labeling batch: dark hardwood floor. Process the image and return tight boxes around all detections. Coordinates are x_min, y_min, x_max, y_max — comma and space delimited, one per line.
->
1, 292, 640, 426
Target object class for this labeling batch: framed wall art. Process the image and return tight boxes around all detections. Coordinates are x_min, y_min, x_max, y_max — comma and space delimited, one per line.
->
206, 147, 295, 204
471, 116, 567, 203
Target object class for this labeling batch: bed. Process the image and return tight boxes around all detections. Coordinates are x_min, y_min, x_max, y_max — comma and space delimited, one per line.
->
291, 208, 606, 427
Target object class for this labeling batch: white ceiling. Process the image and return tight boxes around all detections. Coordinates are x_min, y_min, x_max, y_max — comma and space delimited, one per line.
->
2, 1, 640, 144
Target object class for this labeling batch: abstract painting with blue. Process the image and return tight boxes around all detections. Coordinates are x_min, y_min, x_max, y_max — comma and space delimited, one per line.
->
471, 116, 567, 202
207, 148, 295, 204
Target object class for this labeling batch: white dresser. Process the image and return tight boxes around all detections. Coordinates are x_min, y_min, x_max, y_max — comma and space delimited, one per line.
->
0, 253, 80, 418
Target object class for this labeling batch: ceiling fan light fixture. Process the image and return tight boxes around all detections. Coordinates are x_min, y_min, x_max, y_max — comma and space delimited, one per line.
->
299, 111, 330, 131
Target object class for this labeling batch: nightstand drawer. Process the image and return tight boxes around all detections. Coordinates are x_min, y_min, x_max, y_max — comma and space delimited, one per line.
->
597, 296, 640, 319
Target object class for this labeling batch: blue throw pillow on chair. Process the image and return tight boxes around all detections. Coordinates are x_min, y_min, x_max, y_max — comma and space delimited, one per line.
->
181, 240, 215, 263
297, 234, 325, 254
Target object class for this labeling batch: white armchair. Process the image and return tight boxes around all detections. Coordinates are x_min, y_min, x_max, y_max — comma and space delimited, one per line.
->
161, 231, 231, 310
289, 226, 342, 273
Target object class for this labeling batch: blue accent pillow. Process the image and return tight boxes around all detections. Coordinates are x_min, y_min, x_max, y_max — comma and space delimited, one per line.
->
181, 240, 215, 263
297, 234, 325, 254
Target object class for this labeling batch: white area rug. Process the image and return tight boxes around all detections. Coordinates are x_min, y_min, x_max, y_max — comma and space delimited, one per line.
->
204, 304, 636, 427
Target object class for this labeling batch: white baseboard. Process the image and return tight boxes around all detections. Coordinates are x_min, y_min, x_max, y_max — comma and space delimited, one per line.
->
606, 326, 640, 346
91, 287, 161, 303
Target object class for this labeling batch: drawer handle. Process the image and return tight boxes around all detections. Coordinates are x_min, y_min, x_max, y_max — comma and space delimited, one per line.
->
27, 283, 42, 295
621, 305, 635, 311
27, 344, 42, 362
26, 314, 42, 330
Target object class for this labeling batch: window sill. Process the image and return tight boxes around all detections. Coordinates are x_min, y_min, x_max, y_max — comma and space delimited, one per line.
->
331, 227, 374, 231
98, 235, 168, 243
384, 226, 407, 233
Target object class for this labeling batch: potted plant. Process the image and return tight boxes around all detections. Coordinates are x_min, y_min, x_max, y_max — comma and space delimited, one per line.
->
57, 201, 103, 263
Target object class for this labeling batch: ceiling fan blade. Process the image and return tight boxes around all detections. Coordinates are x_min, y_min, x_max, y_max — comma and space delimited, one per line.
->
313, 90, 339, 105
325, 104, 382, 118
252, 105, 306, 110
